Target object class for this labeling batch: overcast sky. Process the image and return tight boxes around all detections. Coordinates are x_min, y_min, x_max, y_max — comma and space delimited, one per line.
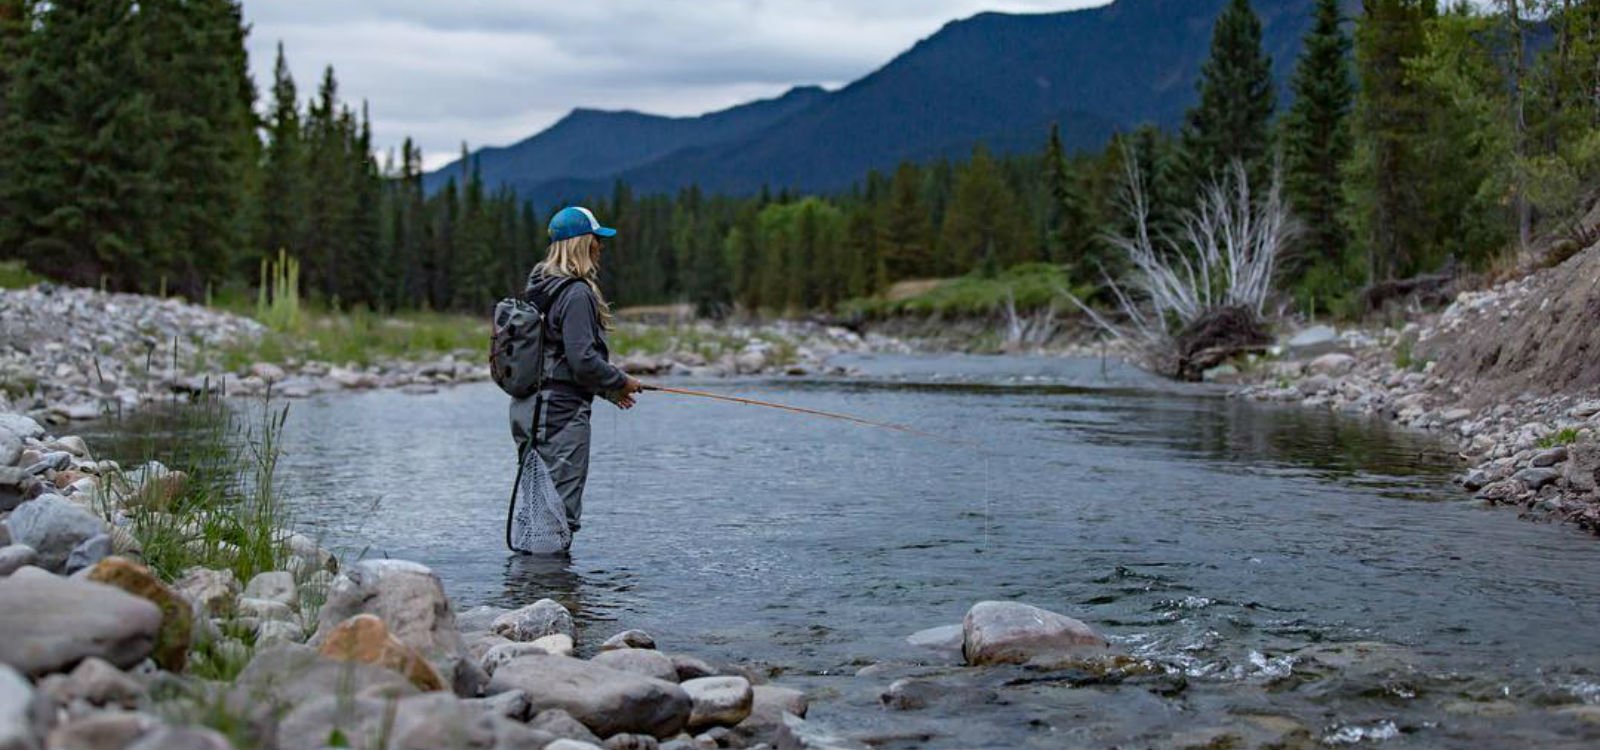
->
242, 1, 1109, 170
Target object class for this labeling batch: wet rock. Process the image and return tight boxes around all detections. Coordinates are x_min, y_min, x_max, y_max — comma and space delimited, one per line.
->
0, 429, 19, 468
603, 733, 660, 750
227, 643, 417, 735
242, 570, 297, 609
456, 605, 510, 634
1478, 479, 1521, 502
1531, 446, 1569, 467
0, 415, 44, 441
534, 633, 577, 658
237, 597, 295, 623
1286, 325, 1340, 356
603, 629, 658, 651
464, 631, 513, 661
492, 598, 576, 642
63, 533, 110, 574
592, 648, 680, 682
531, 708, 604, 745
482, 641, 565, 677
318, 614, 446, 692
961, 601, 1109, 667
6, 494, 105, 572
84, 557, 193, 671
905, 624, 964, 655
468, 688, 531, 721
1565, 439, 1600, 493
311, 559, 483, 697
0, 566, 162, 676
44, 656, 146, 708
1514, 467, 1562, 491
0, 545, 38, 577
488, 654, 692, 739
172, 567, 239, 618
0, 665, 42, 750
681, 677, 752, 730
670, 654, 719, 682
285, 532, 337, 575
44, 712, 159, 750
125, 725, 234, 750
879, 677, 998, 712
1307, 353, 1356, 377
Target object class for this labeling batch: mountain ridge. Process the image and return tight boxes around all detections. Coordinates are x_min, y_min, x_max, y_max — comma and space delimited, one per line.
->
429, 0, 1327, 205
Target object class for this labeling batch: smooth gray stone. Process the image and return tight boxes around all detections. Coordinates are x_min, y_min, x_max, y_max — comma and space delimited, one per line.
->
0, 567, 162, 677
0, 665, 42, 750
0, 545, 38, 577
962, 600, 1109, 667
64, 533, 111, 575
7, 495, 105, 572
490, 598, 575, 642
490, 654, 691, 739
681, 676, 753, 730
591, 648, 679, 683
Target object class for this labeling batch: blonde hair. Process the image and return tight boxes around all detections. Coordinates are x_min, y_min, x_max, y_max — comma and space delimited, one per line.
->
534, 235, 613, 329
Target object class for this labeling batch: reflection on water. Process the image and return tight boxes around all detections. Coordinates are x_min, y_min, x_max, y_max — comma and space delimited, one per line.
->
87, 354, 1600, 748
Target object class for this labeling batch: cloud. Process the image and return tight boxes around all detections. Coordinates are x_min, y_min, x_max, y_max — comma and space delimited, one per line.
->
243, 1, 1108, 170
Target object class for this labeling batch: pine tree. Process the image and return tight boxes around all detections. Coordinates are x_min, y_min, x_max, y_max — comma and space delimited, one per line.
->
939, 145, 1027, 276
260, 43, 308, 274
1043, 123, 1094, 269
879, 162, 934, 281
1349, 0, 1437, 282
1282, 0, 1355, 288
1182, 0, 1277, 190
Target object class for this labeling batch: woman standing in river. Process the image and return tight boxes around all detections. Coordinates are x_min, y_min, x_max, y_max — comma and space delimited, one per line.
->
511, 206, 644, 539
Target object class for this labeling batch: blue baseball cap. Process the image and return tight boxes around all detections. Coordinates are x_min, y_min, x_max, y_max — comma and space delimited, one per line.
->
548, 206, 617, 242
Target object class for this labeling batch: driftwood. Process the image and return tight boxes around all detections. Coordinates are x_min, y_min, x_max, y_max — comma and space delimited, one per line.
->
1361, 268, 1457, 311
1172, 305, 1272, 381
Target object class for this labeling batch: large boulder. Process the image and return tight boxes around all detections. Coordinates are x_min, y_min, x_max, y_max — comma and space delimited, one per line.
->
6, 495, 105, 572
84, 557, 193, 671
0, 566, 162, 676
242, 570, 297, 609
227, 643, 418, 742
488, 654, 692, 739
1565, 438, 1600, 493
590, 649, 679, 683
0, 415, 43, 441
318, 614, 446, 691
961, 601, 1109, 668
491, 599, 576, 642
278, 692, 552, 750
681, 676, 753, 730
311, 559, 483, 696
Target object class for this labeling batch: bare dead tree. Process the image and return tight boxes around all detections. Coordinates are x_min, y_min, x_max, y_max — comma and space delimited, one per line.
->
1067, 153, 1295, 374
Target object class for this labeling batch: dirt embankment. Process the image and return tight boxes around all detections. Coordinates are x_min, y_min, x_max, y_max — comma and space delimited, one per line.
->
1423, 239, 1600, 405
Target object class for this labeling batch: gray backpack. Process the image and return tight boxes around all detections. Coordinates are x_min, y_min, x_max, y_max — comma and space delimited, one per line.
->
490, 278, 579, 399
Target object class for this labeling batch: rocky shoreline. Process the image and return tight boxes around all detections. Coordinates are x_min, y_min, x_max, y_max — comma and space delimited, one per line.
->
0, 412, 1133, 750
1232, 271, 1600, 534
0, 285, 908, 425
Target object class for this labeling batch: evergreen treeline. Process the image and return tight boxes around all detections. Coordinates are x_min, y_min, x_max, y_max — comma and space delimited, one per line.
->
2, 0, 1598, 317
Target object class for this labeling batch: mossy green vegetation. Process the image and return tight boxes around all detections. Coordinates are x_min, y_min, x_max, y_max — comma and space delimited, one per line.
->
1538, 427, 1582, 449
0, 259, 44, 289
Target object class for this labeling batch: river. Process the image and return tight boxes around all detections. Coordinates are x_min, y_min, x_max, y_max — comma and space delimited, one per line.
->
208, 355, 1600, 747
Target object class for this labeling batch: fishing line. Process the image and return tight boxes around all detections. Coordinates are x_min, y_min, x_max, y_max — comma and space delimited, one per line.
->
639, 383, 967, 446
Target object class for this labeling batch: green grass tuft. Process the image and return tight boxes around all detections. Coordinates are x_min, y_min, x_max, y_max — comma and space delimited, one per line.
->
0, 260, 44, 289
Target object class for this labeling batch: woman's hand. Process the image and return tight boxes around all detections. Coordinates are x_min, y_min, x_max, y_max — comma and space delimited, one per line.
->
621, 376, 644, 394
609, 376, 643, 409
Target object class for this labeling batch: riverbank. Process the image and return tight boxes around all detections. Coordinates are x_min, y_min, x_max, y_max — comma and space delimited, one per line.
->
1, 408, 1147, 750
1232, 241, 1600, 534
0, 285, 908, 424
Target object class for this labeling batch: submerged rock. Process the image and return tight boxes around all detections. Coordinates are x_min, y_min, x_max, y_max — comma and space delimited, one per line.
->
488, 654, 692, 739
0, 566, 162, 676
492, 598, 576, 642
961, 600, 1109, 668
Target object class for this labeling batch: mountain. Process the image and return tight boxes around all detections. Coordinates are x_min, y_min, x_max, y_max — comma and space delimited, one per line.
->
423, 85, 829, 195
430, 0, 1328, 204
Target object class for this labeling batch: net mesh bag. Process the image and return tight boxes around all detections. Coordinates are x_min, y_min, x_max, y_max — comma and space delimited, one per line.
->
508, 445, 572, 554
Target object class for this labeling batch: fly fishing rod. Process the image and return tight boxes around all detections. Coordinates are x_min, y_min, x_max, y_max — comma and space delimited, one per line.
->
638, 383, 957, 443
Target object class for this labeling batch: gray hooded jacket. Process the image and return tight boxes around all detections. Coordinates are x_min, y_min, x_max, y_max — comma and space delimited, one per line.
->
524, 271, 627, 398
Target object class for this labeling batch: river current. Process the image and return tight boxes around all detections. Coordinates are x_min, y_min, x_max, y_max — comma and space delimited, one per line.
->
215, 355, 1600, 747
